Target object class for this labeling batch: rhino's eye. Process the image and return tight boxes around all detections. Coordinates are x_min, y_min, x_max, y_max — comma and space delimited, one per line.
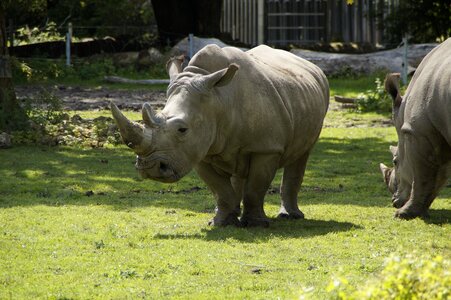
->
178, 128, 188, 134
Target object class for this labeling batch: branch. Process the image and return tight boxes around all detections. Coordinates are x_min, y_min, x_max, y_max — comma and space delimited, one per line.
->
103, 76, 170, 85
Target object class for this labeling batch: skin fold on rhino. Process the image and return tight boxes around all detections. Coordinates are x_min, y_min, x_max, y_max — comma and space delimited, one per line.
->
380, 38, 451, 219
111, 44, 329, 227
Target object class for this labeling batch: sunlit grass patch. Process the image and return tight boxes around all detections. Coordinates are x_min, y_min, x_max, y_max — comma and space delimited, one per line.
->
0, 125, 449, 299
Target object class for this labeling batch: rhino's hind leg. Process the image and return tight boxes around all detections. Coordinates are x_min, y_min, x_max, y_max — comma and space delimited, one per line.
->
277, 152, 309, 219
240, 154, 279, 227
196, 162, 241, 227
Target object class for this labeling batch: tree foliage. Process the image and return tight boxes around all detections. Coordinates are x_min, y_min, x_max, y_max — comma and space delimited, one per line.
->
6, 0, 155, 40
384, 0, 451, 43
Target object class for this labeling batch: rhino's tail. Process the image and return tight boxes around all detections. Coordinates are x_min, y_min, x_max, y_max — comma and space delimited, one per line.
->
384, 73, 402, 107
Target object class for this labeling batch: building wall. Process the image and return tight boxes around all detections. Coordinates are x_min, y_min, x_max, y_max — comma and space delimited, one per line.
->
221, 0, 397, 47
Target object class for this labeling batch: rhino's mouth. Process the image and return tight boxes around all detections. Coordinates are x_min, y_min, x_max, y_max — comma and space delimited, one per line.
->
135, 155, 182, 182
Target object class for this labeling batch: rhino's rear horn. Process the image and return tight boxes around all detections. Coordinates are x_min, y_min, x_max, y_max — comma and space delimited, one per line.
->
142, 103, 162, 128
110, 102, 143, 149
166, 55, 185, 82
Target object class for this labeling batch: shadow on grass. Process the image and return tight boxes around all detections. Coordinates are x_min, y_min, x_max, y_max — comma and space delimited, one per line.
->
423, 209, 451, 226
153, 218, 361, 242
1, 135, 449, 212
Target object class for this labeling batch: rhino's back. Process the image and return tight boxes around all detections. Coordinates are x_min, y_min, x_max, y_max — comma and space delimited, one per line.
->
404, 38, 451, 146
190, 45, 329, 166
189, 44, 329, 163
246, 45, 330, 119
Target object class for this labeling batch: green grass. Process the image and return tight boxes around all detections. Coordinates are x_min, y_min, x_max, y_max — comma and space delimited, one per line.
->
329, 75, 379, 98
13, 56, 169, 91
14, 56, 382, 96
1, 118, 450, 298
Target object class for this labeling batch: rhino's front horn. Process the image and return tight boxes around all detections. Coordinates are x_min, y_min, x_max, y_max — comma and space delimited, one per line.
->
379, 163, 392, 186
110, 102, 144, 149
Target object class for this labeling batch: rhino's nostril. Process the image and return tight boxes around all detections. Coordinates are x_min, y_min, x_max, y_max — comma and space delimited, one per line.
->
159, 162, 169, 173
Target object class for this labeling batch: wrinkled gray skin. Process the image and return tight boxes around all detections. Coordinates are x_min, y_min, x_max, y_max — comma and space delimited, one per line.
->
380, 38, 451, 219
111, 44, 329, 227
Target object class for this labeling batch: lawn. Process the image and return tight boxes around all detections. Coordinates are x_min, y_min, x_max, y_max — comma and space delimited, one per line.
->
2, 60, 449, 298
1, 105, 450, 299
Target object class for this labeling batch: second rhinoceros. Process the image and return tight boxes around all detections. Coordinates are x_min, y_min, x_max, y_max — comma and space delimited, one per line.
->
380, 38, 451, 219
111, 44, 329, 227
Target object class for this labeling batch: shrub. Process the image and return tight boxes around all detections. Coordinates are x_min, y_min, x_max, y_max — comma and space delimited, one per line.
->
11, 89, 122, 147
355, 78, 392, 113
23, 88, 64, 126
323, 254, 450, 300
15, 22, 65, 45
75, 57, 116, 80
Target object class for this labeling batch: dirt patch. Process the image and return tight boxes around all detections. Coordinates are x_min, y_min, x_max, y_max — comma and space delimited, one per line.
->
15, 85, 167, 111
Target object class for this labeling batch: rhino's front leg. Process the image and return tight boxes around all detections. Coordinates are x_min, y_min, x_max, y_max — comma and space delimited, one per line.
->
395, 180, 435, 219
195, 161, 241, 227
241, 154, 279, 227
395, 139, 439, 219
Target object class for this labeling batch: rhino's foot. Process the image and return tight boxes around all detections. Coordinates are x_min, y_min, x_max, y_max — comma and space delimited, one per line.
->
240, 215, 271, 228
208, 213, 241, 227
394, 207, 428, 220
392, 198, 407, 209
277, 208, 305, 220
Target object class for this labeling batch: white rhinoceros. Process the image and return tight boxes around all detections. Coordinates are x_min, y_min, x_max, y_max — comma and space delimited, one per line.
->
380, 38, 451, 219
111, 44, 329, 227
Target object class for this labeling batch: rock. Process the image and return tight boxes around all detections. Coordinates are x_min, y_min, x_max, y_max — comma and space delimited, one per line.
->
113, 48, 164, 69
137, 48, 164, 69
112, 52, 139, 67
170, 36, 435, 76
71, 114, 83, 123
171, 35, 247, 58
290, 44, 437, 76
0, 132, 12, 149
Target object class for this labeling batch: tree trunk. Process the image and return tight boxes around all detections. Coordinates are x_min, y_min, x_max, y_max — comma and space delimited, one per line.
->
151, 0, 222, 46
0, 8, 28, 131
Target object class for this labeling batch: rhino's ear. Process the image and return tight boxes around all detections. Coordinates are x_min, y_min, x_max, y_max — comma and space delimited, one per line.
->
166, 55, 185, 82
384, 73, 402, 108
214, 64, 239, 87
389, 145, 398, 156
195, 64, 239, 92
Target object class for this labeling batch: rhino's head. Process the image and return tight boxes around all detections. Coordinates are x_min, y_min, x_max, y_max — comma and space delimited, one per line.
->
379, 74, 413, 208
111, 57, 239, 183
379, 145, 398, 194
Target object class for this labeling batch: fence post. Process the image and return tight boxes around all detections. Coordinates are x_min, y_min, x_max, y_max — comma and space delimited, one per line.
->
257, 0, 264, 45
188, 33, 194, 59
66, 22, 72, 67
401, 35, 408, 85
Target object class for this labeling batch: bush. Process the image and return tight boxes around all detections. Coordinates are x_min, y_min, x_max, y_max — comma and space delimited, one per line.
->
355, 78, 392, 113
11, 58, 76, 83
15, 22, 65, 45
23, 88, 64, 126
11, 89, 122, 147
12, 55, 159, 84
323, 254, 450, 300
